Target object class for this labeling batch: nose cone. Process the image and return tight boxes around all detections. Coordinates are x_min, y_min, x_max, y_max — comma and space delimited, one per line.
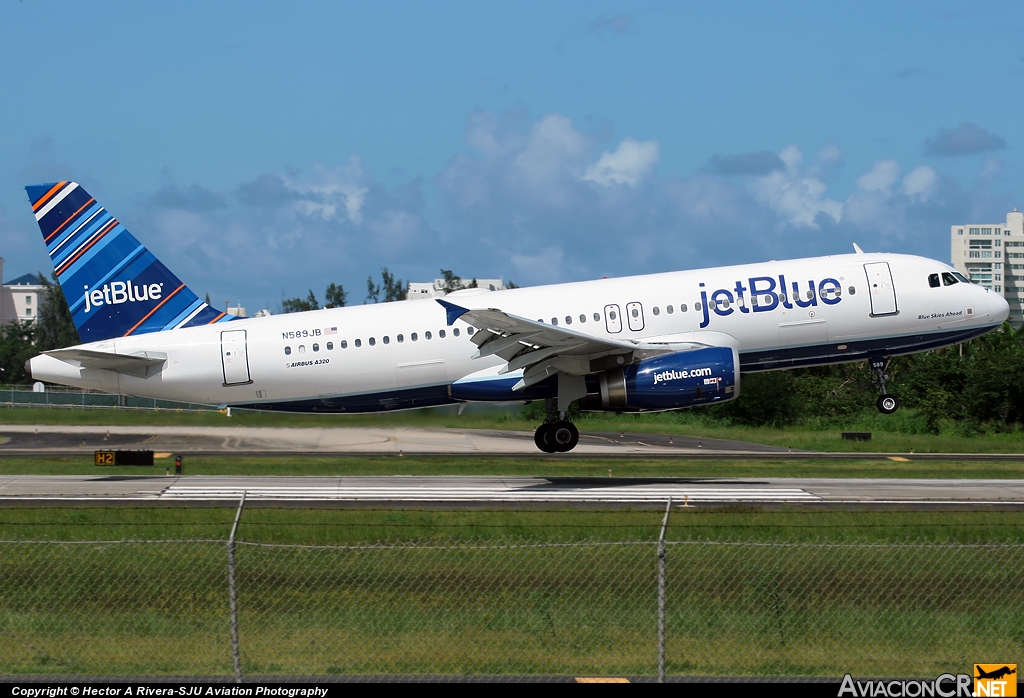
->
990, 291, 1010, 323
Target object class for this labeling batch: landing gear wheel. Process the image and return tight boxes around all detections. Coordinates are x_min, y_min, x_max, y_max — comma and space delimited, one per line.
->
534, 424, 557, 453
549, 421, 580, 453
877, 394, 899, 414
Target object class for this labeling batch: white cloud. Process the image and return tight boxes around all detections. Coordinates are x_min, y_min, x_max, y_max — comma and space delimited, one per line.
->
816, 142, 843, 165
856, 160, 900, 192
287, 157, 369, 224
901, 165, 938, 201
510, 113, 590, 196
748, 147, 842, 227
583, 138, 660, 187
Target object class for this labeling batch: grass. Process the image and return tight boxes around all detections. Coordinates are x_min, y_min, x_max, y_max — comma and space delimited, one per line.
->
2, 454, 1024, 479
1, 507, 1022, 677
1, 505, 1023, 544
7, 403, 1024, 452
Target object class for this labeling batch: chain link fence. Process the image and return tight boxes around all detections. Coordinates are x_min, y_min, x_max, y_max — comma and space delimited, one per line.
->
1, 530, 1022, 679
0, 387, 217, 412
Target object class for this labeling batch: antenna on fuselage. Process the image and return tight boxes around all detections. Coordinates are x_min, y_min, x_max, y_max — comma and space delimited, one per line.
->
852, 243, 865, 254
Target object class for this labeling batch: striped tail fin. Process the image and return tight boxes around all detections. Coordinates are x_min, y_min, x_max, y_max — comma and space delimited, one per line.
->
25, 181, 234, 341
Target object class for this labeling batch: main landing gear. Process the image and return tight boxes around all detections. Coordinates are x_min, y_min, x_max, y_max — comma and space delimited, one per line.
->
534, 398, 580, 453
870, 357, 900, 415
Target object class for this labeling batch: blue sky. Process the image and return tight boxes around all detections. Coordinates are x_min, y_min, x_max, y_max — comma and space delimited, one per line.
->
1, 1, 1021, 311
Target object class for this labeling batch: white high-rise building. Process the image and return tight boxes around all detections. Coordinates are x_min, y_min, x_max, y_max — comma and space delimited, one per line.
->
0, 257, 48, 327
951, 209, 1024, 324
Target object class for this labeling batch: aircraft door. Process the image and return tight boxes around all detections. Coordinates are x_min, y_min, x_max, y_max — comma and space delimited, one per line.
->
864, 262, 898, 316
626, 302, 645, 331
604, 304, 622, 333
221, 330, 252, 386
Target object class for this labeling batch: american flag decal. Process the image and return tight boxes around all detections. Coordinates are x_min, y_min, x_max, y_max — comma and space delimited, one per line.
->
325, 327, 337, 335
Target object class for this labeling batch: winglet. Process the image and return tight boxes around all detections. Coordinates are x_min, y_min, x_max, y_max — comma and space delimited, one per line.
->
436, 299, 470, 326
852, 243, 864, 254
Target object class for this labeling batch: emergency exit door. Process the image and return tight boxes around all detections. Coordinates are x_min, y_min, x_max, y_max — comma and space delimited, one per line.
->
864, 262, 898, 316
221, 330, 252, 386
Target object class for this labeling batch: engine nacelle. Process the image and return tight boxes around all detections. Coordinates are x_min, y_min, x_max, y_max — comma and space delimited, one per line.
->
580, 346, 739, 411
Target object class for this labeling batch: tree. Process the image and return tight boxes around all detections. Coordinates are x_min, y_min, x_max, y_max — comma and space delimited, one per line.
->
0, 320, 37, 385
365, 268, 407, 303
380, 268, 408, 302
365, 276, 381, 304
324, 283, 347, 308
34, 273, 79, 352
439, 269, 463, 294
281, 290, 320, 313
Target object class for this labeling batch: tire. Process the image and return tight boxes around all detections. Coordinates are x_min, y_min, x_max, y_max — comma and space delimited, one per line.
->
550, 421, 580, 453
877, 394, 899, 414
534, 424, 557, 453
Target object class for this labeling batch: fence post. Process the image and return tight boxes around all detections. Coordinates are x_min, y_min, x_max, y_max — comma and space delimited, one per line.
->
657, 498, 672, 683
227, 492, 246, 682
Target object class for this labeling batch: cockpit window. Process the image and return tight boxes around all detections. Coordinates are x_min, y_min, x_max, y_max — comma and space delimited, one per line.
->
942, 272, 958, 286
953, 272, 971, 283
928, 274, 940, 288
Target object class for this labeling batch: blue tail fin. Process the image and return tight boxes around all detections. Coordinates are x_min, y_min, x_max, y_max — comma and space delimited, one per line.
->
25, 181, 234, 341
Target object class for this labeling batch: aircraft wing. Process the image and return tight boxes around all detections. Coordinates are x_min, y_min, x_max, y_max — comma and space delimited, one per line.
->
438, 299, 682, 390
44, 348, 167, 378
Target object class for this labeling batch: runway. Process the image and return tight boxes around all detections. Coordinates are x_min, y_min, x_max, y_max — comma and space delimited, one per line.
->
0, 424, 786, 457
4, 424, 1024, 460
2, 474, 1024, 507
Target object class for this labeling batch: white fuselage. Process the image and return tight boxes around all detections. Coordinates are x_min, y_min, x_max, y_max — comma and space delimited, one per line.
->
29, 252, 1009, 411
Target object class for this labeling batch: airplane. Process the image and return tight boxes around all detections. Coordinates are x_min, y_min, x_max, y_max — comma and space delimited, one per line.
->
975, 666, 1016, 681
23, 181, 1010, 452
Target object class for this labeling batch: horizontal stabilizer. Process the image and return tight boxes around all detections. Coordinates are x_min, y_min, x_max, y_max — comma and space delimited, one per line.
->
45, 348, 167, 378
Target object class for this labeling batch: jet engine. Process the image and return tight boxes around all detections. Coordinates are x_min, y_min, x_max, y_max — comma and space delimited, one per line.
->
579, 346, 739, 411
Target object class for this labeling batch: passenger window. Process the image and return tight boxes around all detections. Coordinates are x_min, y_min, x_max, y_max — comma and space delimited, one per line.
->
355, 339, 362, 348
593, 313, 600, 321
631, 308, 639, 318
848, 286, 856, 295
369, 337, 376, 346
383, 336, 390, 345
425, 331, 432, 340
284, 346, 291, 356
411, 333, 418, 341
565, 316, 572, 325
341, 340, 348, 349
312, 343, 319, 352
806, 290, 813, 299
326, 342, 334, 350
609, 310, 617, 320
453, 328, 460, 337
298, 345, 306, 354
942, 272, 958, 286
439, 330, 446, 338
551, 317, 558, 325
681, 304, 688, 312
468, 327, 474, 335
652, 307, 660, 316
928, 274, 940, 288
397, 334, 404, 343
694, 302, 701, 311
666, 305, 673, 314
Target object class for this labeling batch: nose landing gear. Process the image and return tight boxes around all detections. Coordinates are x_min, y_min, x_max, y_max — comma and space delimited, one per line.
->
534, 398, 580, 453
870, 357, 900, 414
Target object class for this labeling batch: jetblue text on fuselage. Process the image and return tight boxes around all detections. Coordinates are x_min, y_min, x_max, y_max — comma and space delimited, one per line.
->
697, 275, 842, 328
83, 280, 163, 313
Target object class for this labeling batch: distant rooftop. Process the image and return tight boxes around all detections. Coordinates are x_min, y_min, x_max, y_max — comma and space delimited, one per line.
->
4, 273, 44, 287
